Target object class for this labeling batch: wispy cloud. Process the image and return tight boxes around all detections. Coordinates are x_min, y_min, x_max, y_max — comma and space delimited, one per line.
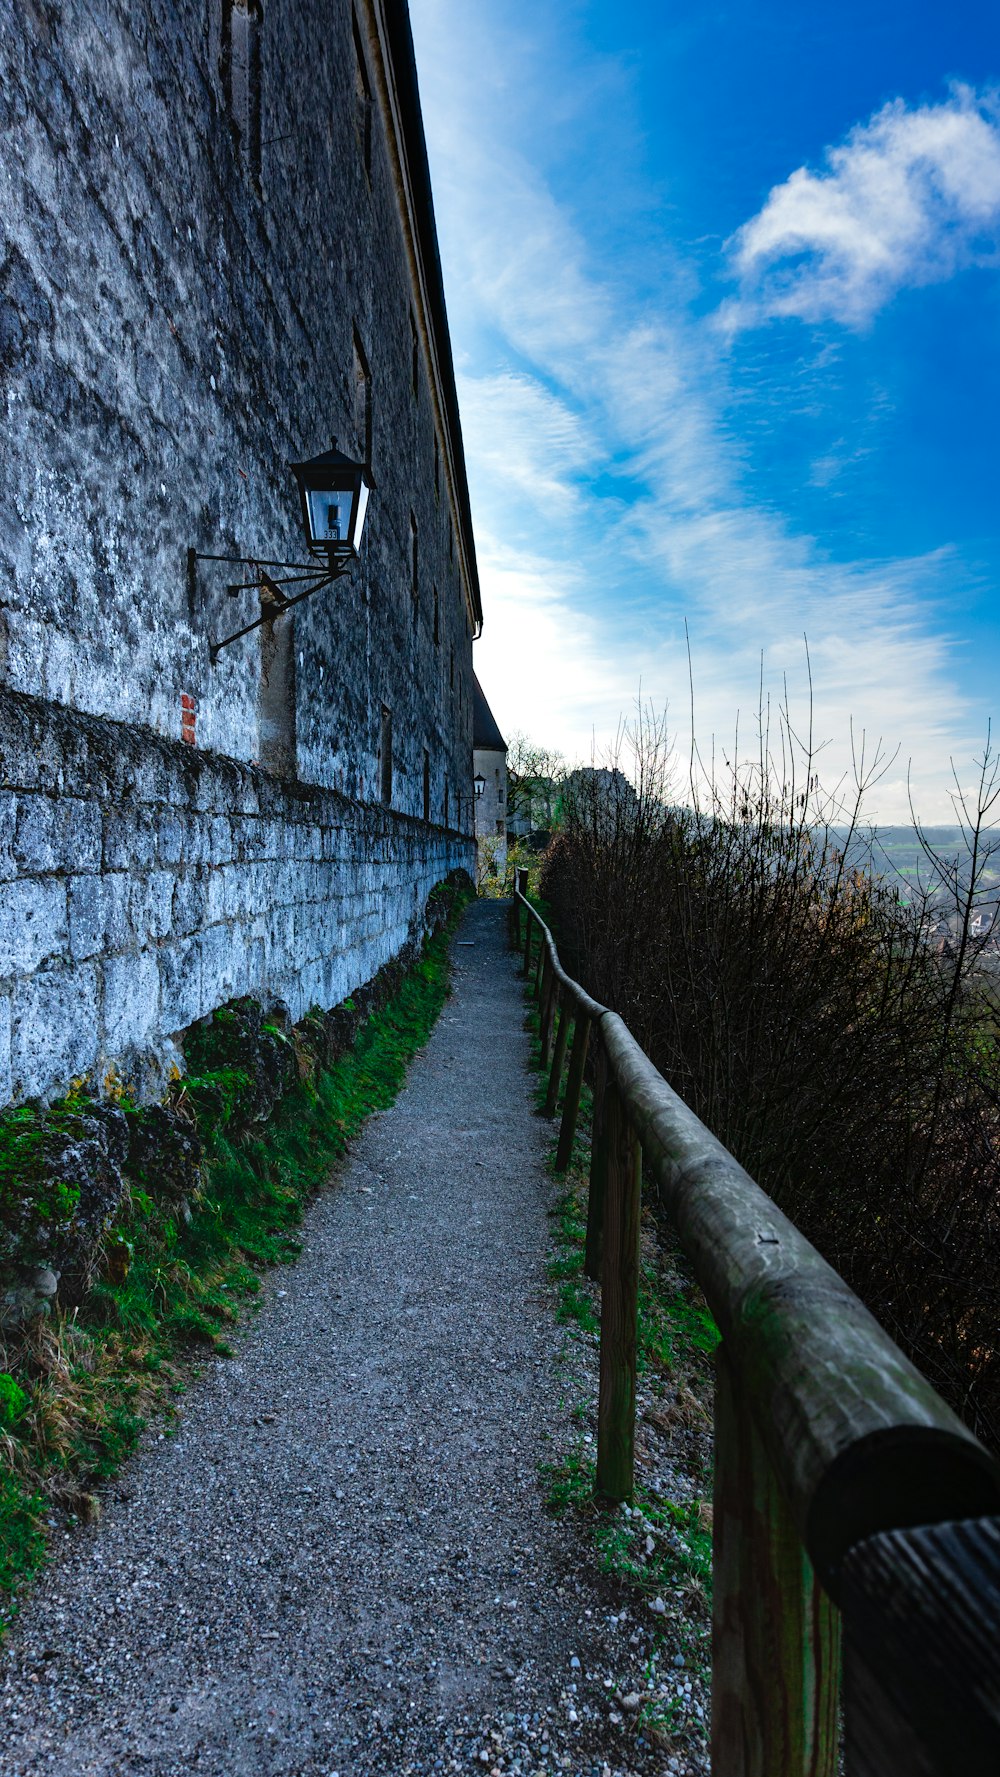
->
411, 2, 986, 817
725, 87, 1000, 328
456, 372, 595, 525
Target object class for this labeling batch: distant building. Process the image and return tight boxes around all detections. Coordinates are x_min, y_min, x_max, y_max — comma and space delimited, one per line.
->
473, 678, 507, 885
561, 766, 639, 839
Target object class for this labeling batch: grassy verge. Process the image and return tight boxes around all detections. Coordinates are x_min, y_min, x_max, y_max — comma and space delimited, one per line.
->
0, 895, 467, 1635
525, 980, 718, 1753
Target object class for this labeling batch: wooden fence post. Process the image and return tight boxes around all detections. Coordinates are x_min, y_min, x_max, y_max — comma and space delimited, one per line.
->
523, 914, 533, 977
595, 1077, 642, 1503
539, 957, 556, 1067
545, 1006, 571, 1117
555, 1012, 590, 1172
533, 935, 545, 1000
711, 1344, 840, 1777
585, 1041, 608, 1281
542, 964, 560, 1068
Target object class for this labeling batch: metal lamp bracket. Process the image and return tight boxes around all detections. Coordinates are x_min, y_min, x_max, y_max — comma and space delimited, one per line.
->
188, 548, 356, 662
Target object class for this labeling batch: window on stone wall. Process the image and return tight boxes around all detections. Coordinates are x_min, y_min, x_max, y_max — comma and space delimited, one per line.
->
410, 309, 419, 399
353, 326, 372, 463
258, 610, 296, 776
496, 818, 505, 836
423, 749, 430, 823
352, 8, 372, 180
380, 705, 392, 806
410, 513, 419, 627
433, 584, 439, 645
222, 0, 263, 180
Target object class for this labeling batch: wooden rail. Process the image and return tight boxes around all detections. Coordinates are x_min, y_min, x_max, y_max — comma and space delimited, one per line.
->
510, 872, 1000, 1776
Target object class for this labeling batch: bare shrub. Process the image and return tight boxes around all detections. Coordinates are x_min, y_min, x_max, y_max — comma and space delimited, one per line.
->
541, 703, 1000, 1446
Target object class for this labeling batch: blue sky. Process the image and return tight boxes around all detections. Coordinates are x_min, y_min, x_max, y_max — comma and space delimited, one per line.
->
409, 0, 1000, 819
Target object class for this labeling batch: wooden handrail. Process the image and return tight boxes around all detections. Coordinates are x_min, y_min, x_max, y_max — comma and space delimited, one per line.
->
511, 873, 1000, 1775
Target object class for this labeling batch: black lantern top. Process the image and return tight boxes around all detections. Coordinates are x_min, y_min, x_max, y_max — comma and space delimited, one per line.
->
290, 443, 372, 557
474, 773, 486, 799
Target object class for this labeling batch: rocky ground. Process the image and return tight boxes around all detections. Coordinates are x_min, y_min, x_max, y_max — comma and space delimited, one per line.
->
1, 899, 709, 1777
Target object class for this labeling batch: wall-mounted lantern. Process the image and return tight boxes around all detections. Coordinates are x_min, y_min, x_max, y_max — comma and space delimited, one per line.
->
474, 772, 486, 800
291, 445, 372, 559
191, 440, 374, 661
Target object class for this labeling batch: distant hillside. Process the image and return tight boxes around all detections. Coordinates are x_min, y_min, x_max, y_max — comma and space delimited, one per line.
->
834, 826, 1000, 905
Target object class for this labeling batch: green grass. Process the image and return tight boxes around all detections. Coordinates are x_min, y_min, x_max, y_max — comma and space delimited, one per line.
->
0, 1474, 45, 1600
0, 896, 467, 1635
542, 1438, 711, 1592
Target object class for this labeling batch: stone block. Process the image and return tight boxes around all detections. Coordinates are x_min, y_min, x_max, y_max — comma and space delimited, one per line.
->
159, 936, 203, 1033
68, 873, 132, 962
62, 799, 103, 872
13, 793, 58, 873
222, 864, 249, 921
246, 861, 274, 916
102, 950, 159, 1055
104, 806, 155, 871
209, 816, 231, 865
0, 878, 68, 976
171, 868, 209, 937
228, 819, 251, 865
184, 815, 211, 867
11, 964, 100, 1100
201, 920, 249, 1006
132, 869, 176, 944
67, 874, 103, 962
204, 866, 227, 925
156, 810, 184, 866
244, 820, 269, 862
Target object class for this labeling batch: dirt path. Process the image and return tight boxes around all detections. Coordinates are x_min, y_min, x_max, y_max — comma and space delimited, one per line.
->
1, 900, 675, 1777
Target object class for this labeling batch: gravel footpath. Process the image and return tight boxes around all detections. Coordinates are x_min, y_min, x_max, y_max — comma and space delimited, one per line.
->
1, 899, 684, 1777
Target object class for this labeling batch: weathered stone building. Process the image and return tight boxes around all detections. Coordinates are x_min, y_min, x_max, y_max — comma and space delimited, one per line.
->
0, 0, 480, 1104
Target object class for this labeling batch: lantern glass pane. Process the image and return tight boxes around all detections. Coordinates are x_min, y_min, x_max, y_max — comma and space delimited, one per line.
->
354, 479, 370, 547
307, 486, 355, 545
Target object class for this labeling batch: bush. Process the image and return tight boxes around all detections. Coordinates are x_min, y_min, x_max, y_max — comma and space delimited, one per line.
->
541, 710, 1000, 1447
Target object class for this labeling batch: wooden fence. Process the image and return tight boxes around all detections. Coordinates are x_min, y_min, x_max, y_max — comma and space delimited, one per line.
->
511, 871, 1000, 1776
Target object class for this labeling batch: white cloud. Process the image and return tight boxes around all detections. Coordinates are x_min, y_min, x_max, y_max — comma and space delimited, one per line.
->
726, 87, 1000, 328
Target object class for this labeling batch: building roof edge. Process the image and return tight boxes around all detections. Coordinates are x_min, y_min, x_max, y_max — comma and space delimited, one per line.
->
379, 0, 483, 635
473, 675, 507, 752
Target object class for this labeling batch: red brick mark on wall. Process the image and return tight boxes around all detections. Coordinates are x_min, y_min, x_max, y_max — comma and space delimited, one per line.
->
180, 693, 196, 746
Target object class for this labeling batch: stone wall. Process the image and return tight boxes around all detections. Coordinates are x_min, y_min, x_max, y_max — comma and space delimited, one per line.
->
0, 686, 473, 1105
0, 0, 483, 1105
0, 0, 478, 810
